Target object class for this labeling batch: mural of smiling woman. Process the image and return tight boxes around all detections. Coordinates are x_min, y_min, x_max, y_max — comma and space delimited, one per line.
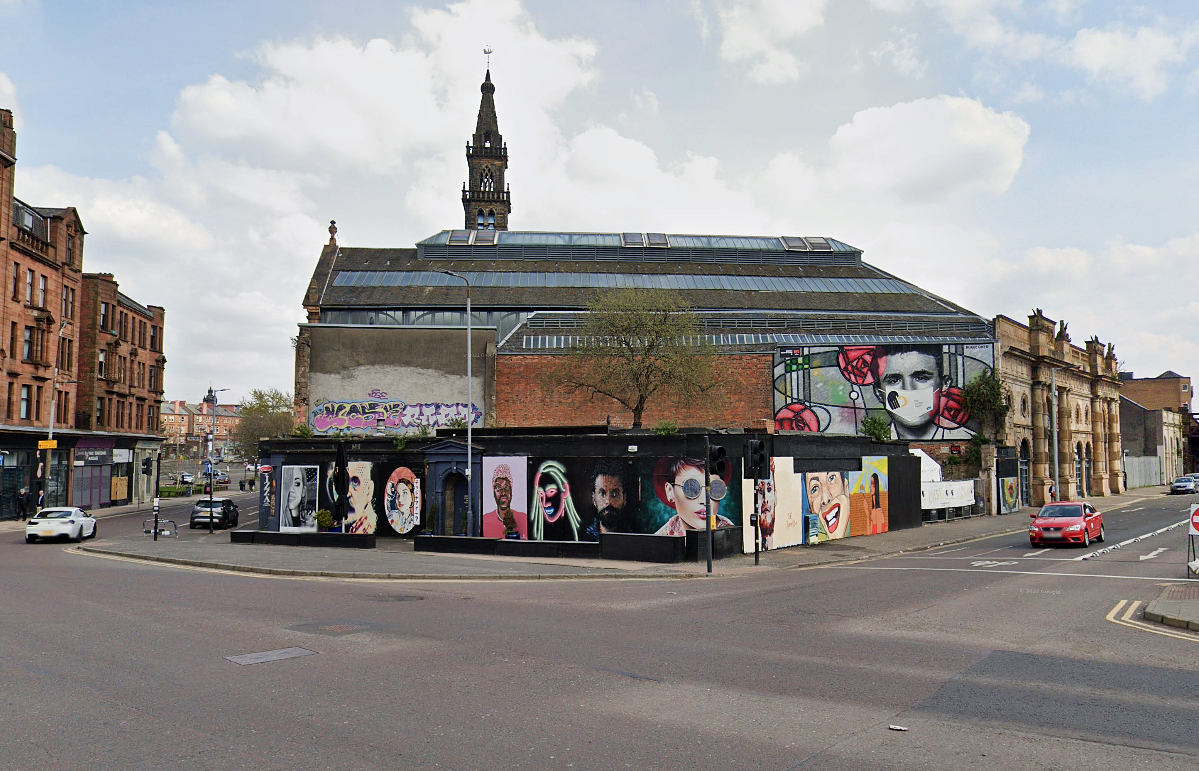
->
805, 470, 850, 541
530, 460, 581, 541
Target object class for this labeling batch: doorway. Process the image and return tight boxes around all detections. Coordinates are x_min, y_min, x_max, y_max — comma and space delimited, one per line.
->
1018, 440, 1031, 507
443, 472, 468, 535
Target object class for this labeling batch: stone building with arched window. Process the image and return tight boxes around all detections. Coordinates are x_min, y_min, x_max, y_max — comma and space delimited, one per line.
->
995, 310, 1122, 505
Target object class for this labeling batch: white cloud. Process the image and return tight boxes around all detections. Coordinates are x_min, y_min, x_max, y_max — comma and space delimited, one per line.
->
617, 87, 660, 127
1064, 24, 1195, 101
871, 33, 929, 78
715, 0, 828, 84
0, 70, 21, 129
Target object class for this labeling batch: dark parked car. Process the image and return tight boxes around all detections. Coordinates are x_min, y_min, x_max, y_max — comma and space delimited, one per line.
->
189, 498, 239, 529
214, 472, 231, 484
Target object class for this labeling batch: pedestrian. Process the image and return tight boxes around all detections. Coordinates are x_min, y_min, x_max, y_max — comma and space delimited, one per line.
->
16, 487, 27, 520
248, 477, 255, 492
36, 487, 44, 513
1048, 482, 1057, 502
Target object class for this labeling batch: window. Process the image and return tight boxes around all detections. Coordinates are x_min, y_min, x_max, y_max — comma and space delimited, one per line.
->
5, 382, 11, 420
66, 235, 74, 266
62, 287, 75, 320
24, 269, 33, 303
1184, 383, 1190, 392
10, 262, 18, 300
96, 397, 105, 427
150, 325, 159, 352
477, 209, 485, 228
100, 302, 109, 331
97, 349, 106, 378
487, 210, 495, 229
34, 385, 41, 421
483, 131, 492, 148
481, 168, 494, 191
22, 327, 32, 361
148, 366, 158, 391
8, 322, 14, 360
20, 385, 30, 420
37, 275, 46, 308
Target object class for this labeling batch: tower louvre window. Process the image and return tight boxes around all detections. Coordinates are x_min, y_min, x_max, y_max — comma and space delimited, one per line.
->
487, 210, 496, 229
483, 131, 492, 148
477, 210, 485, 228
482, 168, 494, 192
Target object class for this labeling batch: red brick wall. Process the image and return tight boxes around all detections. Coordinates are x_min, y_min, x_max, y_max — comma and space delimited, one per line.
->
495, 353, 774, 429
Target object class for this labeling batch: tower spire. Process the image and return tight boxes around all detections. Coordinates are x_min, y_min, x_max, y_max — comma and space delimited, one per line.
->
462, 58, 510, 231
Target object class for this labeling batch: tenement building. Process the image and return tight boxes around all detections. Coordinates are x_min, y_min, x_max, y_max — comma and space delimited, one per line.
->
0, 107, 165, 515
994, 311, 1122, 505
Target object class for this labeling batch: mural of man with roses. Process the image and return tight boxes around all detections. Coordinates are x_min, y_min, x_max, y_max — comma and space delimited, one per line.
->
869, 344, 972, 440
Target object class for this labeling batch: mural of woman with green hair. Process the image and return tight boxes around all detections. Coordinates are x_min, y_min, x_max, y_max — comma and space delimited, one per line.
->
530, 460, 582, 541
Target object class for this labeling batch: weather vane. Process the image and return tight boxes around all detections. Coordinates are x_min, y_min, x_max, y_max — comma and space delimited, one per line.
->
484, 46, 493, 69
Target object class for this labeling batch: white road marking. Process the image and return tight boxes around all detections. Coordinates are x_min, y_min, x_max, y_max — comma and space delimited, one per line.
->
1125, 507, 1144, 512
1023, 549, 1050, 557
929, 546, 967, 555
1076, 519, 1188, 561
829, 565, 1197, 582
970, 560, 1020, 568
970, 547, 1010, 557
1139, 548, 1168, 561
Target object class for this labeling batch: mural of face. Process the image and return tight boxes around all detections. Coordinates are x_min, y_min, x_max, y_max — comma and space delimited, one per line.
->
285, 474, 302, 522
592, 474, 626, 528
665, 463, 714, 530
493, 475, 513, 511
384, 469, 419, 534
756, 478, 776, 539
346, 461, 376, 534
538, 478, 564, 521
808, 471, 850, 540
874, 350, 941, 437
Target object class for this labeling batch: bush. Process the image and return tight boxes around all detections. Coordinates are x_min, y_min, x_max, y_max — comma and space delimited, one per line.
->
859, 413, 893, 443
652, 419, 678, 436
315, 509, 334, 529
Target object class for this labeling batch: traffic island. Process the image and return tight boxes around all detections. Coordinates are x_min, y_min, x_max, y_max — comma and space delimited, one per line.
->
1143, 585, 1199, 632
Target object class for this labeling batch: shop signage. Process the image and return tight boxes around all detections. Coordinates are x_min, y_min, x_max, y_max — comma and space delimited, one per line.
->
113, 449, 132, 463
37, 440, 57, 450
76, 447, 113, 465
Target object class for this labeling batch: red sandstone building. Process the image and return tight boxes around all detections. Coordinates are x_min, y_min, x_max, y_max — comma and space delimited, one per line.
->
0, 107, 166, 514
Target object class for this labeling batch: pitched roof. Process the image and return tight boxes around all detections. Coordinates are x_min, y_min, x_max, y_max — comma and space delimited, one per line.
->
1157, 370, 1185, 379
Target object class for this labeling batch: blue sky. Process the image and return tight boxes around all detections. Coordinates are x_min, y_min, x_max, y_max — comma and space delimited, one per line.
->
2, 0, 1198, 402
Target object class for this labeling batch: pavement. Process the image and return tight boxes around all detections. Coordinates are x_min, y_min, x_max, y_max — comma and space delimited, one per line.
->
70, 484, 1174, 582
1145, 584, 1199, 631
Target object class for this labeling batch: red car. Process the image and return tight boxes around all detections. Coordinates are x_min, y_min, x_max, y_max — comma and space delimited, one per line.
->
1029, 501, 1105, 547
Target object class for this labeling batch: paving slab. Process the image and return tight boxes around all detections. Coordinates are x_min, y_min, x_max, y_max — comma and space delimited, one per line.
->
1144, 585, 1199, 632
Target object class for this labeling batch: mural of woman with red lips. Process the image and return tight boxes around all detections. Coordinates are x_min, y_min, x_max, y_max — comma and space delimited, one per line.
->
805, 471, 850, 541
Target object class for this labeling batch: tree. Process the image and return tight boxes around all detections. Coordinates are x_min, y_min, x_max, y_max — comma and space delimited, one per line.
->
859, 413, 892, 443
231, 389, 295, 458
961, 371, 1010, 442
548, 289, 716, 428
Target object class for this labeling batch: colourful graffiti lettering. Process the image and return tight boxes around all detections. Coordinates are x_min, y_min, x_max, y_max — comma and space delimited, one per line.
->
310, 399, 482, 433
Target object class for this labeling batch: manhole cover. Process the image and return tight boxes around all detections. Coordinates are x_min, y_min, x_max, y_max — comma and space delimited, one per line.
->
288, 619, 393, 636
367, 594, 424, 602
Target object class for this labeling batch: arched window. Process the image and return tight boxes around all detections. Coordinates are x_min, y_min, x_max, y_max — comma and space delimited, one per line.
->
477, 209, 485, 228
1085, 406, 1089, 423
1020, 394, 1028, 417
481, 168, 494, 192
483, 131, 492, 148
486, 210, 496, 229
1075, 405, 1081, 422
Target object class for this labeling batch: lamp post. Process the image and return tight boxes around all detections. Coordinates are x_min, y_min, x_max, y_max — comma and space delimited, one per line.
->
436, 269, 472, 535
204, 386, 229, 533
41, 319, 72, 509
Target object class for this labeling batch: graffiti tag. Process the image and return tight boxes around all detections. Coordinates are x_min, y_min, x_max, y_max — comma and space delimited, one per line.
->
310, 399, 481, 433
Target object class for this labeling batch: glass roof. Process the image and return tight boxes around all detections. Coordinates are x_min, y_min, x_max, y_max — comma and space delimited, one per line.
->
332, 270, 913, 294
415, 230, 859, 253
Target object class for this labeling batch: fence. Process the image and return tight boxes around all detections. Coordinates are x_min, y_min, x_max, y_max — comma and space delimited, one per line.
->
1123, 455, 1162, 489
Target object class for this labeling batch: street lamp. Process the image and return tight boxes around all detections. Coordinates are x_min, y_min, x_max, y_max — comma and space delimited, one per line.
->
204, 386, 229, 533
41, 319, 74, 509
436, 269, 472, 535
1048, 363, 1079, 501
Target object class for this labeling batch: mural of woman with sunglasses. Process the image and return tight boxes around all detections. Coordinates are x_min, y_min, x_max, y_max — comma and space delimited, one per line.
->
653, 457, 734, 536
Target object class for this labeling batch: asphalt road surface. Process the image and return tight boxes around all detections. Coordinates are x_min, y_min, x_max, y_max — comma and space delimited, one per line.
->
3, 492, 1198, 770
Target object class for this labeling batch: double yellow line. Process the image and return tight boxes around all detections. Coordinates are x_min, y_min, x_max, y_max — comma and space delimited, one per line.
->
1106, 600, 1199, 644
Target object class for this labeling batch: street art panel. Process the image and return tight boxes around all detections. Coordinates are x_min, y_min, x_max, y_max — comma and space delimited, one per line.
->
773, 344, 994, 440
527, 458, 639, 541
848, 456, 889, 536
379, 465, 422, 535
641, 456, 742, 537
483, 457, 528, 539
344, 461, 376, 534
741, 458, 804, 554
999, 476, 1020, 514
310, 398, 482, 434
802, 470, 852, 542
280, 465, 319, 533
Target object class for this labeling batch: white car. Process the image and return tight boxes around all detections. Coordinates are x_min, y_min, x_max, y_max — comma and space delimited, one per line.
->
26, 507, 97, 543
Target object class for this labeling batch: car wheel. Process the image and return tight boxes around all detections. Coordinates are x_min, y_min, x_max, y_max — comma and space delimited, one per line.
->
189, 523, 196, 529
1029, 538, 1037, 547
89, 523, 98, 540
25, 535, 35, 544
73, 527, 84, 543
1097, 525, 1105, 543
1081, 530, 1090, 548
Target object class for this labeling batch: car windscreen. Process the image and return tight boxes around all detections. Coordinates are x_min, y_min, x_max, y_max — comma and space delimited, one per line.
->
197, 500, 225, 508
1038, 505, 1084, 517
1175, 478, 1192, 484
34, 510, 73, 519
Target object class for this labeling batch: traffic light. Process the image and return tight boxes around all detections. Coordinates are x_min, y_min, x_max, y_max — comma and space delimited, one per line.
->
142, 457, 154, 476
747, 439, 768, 480
707, 444, 727, 477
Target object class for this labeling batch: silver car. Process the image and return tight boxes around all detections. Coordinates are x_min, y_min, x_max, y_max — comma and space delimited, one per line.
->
1170, 477, 1195, 494
26, 507, 97, 543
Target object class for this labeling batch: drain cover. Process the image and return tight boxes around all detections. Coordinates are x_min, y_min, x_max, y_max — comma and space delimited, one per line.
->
288, 619, 393, 636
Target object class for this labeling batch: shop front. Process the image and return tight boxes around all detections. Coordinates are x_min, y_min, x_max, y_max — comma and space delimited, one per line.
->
73, 438, 114, 510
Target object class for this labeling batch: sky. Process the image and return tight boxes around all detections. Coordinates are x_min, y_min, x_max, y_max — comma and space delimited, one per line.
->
1, 0, 1198, 404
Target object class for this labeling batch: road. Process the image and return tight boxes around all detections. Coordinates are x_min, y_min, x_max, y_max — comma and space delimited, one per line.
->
2, 492, 1197, 770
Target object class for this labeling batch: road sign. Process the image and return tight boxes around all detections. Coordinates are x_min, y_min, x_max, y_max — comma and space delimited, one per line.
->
258, 465, 273, 474
1190, 504, 1199, 536
37, 439, 57, 450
